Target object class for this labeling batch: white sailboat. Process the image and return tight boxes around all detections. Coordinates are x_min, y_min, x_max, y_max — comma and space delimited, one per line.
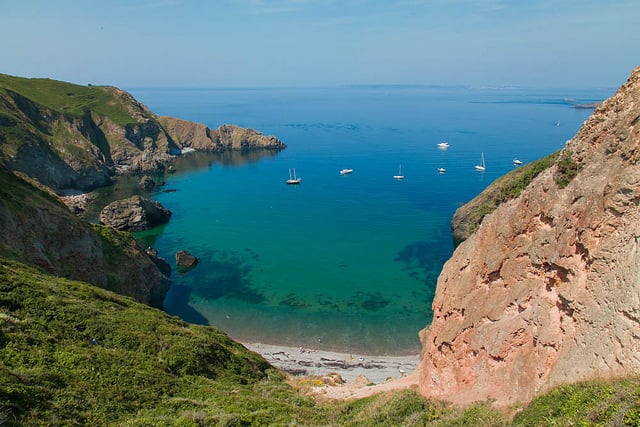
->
393, 164, 405, 180
286, 168, 301, 185
475, 152, 486, 171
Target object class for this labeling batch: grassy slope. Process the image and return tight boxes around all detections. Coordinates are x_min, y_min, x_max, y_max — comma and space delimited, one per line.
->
0, 257, 317, 426
2, 254, 639, 426
0, 73, 138, 126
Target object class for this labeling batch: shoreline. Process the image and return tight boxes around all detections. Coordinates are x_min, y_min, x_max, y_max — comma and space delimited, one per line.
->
243, 342, 420, 384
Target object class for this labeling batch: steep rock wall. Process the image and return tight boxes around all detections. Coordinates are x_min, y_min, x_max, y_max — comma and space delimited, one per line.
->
0, 166, 169, 307
418, 66, 640, 405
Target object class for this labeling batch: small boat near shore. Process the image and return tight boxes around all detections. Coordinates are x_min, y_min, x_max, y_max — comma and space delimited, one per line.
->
513, 159, 523, 166
286, 168, 301, 185
340, 168, 353, 175
437, 142, 449, 149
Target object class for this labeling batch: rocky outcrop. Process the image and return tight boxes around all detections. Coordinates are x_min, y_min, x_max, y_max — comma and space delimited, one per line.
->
157, 118, 285, 152
176, 250, 199, 272
418, 66, 640, 405
99, 195, 171, 232
0, 166, 169, 307
0, 74, 285, 193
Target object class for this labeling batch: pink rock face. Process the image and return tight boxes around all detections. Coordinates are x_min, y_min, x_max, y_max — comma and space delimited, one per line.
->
418, 66, 640, 405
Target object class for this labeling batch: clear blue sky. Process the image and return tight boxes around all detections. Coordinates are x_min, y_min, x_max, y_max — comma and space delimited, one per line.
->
2, 0, 639, 89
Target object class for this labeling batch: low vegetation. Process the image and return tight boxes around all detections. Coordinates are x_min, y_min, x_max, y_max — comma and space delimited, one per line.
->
0, 73, 140, 126
2, 255, 640, 425
461, 152, 558, 237
456, 148, 585, 240
554, 150, 582, 189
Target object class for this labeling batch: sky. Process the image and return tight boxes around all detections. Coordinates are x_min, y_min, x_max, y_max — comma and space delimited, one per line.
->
1, 0, 639, 89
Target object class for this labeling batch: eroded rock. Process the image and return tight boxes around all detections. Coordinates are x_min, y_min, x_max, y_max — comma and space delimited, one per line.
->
99, 195, 171, 231
419, 66, 640, 405
176, 250, 199, 272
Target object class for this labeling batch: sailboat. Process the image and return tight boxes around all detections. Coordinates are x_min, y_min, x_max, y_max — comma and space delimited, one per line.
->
475, 152, 486, 171
393, 164, 405, 180
286, 168, 301, 185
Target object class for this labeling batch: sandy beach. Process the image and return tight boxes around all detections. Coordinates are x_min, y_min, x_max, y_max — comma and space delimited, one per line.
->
243, 342, 420, 385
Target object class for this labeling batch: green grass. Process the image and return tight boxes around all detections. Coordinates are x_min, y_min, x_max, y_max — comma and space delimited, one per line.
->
0, 73, 139, 126
463, 152, 558, 236
3, 250, 640, 425
513, 378, 640, 426
0, 256, 318, 425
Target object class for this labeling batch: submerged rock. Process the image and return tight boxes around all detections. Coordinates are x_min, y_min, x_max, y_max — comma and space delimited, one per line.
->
99, 195, 171, 232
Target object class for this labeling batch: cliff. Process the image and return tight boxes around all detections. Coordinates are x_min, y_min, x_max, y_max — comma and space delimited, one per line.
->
0, 166, 169, 307
418, 66, 640, 405
0, 74, 284, 193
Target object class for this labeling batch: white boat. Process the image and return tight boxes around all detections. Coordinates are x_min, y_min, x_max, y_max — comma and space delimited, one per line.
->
393, 164, 405, 180
475, 152, 486, 171
437, 167, 446, 173
513, 159, 523, 166
286, 168, 301, 185
437, 142, 449, 149
340, 168, 353, 175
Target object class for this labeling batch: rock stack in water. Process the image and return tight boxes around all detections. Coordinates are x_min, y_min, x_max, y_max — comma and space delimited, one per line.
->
418, 66, 640, 405
176, 250, 199, 272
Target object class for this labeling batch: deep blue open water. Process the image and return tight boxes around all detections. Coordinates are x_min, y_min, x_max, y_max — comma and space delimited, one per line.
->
124, 85, 609, 355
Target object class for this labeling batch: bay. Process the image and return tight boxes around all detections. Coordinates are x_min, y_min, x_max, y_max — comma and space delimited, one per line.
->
123, 85, 609, 355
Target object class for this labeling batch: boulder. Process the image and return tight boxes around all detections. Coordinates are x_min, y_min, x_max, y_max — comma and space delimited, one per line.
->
99, 195, 171, 232
176, 250, 199, 272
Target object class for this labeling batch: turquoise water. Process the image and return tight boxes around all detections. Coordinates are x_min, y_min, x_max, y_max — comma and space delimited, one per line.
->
128, 86, 609, 355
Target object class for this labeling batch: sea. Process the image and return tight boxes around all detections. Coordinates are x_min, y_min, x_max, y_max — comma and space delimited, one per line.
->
96, 85, 611, 355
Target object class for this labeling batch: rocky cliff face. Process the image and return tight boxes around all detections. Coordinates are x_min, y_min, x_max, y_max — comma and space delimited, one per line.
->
99, 195, 172, 232
418, 66, 640, 405
0, 166, 169, 307
0, 75, 284, 193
